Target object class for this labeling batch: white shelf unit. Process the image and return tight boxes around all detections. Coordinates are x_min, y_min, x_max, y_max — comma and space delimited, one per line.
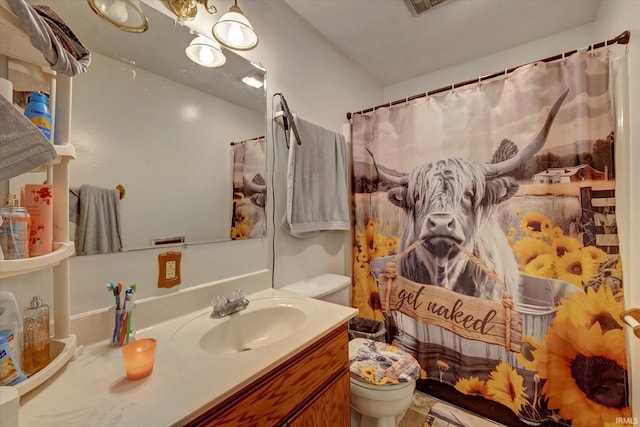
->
0, 240, 74, 279
1, 1, 78, 396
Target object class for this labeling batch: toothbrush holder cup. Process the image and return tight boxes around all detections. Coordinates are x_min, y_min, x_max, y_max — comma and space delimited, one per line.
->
110, 303, 135, 347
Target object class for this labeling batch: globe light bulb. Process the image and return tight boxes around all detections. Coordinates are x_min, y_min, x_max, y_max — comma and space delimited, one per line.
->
198, 47, 215, 65
107, 0, 129, 24
185, 36, 226, 68
228, 23, 244, 46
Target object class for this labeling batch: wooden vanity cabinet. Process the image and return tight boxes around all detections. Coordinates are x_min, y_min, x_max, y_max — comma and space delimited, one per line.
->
186, 323, 351, 427
285, 372, 350, 427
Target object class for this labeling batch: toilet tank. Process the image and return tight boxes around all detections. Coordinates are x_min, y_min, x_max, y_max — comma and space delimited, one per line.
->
280, 274, 352, 306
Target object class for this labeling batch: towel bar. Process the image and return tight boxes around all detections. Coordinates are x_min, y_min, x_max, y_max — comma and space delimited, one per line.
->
621, 307, 640, 339
69, 185, 125, 199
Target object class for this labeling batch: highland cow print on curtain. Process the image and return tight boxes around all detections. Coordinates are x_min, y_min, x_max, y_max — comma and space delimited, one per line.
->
230, 137, 266, 240
351, 49, 630, 426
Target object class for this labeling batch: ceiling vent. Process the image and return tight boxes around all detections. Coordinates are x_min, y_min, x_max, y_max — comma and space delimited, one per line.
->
404, 0, 449, 16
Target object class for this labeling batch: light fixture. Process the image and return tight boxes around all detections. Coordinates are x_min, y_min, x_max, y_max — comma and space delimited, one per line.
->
87, 0, 149, 33
185, 35, 226, 67
212, 0, 258, 51
167, 0, 217, 22
404, 0, 450, 16
241, 75, 263, 88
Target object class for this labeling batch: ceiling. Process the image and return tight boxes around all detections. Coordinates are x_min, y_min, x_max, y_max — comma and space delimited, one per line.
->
283, 0, 602, 86
7, 0, 603, 102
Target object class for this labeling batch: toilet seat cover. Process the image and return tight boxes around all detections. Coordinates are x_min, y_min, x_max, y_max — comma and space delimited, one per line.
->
349, 338, 422, 385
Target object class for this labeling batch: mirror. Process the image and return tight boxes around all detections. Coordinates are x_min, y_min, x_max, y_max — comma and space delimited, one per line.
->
10, 1, 267, 254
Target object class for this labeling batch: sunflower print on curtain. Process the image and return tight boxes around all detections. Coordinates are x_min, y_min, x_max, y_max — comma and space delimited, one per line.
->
230, 137, 266, 240
350, 49, 630, 426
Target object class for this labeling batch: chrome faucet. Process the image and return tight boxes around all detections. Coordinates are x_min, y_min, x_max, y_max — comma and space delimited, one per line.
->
211, 290, 249, 318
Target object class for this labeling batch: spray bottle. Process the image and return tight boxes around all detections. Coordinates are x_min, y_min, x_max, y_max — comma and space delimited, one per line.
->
0, 194, 30, 259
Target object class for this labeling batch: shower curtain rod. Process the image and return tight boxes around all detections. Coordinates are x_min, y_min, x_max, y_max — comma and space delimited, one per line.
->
230, 135, 265, 145
346, 30, 630, 120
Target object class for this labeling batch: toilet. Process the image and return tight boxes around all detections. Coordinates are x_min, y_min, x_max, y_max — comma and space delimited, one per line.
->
281, 274, 418, 427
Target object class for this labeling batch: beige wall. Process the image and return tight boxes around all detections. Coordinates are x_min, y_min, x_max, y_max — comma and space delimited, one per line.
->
0, 0, 383, 314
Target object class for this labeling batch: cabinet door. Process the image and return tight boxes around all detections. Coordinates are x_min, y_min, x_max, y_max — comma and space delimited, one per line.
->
187, 324, 349, 426
287, 372, 350, 427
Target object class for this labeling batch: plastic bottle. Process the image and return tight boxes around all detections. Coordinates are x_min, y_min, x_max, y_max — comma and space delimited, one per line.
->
0, 335, 27, 386
0, 194, 30, 260
22, 296, 50, 376
0, 292, 23, 371
23, 184, 53, 257
24, 91, 52, 141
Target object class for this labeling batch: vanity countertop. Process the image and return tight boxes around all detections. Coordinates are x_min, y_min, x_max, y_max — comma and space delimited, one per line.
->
18, 288, 358, 426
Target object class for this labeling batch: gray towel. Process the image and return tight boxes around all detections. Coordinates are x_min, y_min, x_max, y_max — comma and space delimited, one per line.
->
0, 94, 57, 182
73, 184, 122, 256
282, 116, 350, 238
7, 0, 91, 76
68, 187, 80, 224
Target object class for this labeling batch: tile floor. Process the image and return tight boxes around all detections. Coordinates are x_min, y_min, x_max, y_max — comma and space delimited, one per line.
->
397, 391, 505, 427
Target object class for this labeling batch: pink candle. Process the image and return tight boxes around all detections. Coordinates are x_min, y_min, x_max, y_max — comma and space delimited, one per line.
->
122, 338, 157, 380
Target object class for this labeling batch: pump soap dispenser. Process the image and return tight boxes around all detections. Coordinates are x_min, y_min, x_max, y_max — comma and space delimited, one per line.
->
22, 296, 50, 376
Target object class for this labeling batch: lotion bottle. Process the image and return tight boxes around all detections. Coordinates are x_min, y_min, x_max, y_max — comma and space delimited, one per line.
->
24, 92, 52, 141
23, 184, 53, 256
22, 296, 50, 376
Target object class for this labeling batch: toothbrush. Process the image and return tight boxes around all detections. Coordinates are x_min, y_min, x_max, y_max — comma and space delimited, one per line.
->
124, 284, 136, 343
107, 282, 120, 309
107, 282, 119, 343
119, 288, 133, 344
115, 282, 123, 310
106, 281, 116, 295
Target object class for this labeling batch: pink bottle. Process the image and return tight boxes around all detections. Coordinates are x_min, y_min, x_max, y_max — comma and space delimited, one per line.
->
23, 184, 53, 256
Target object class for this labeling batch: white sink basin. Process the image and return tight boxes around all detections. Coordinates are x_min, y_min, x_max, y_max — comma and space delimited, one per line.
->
171, 296, 317, 354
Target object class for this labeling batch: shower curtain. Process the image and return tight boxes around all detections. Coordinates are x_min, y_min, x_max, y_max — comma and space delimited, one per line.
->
230, 137, 266, 240
351, 49, 630, 426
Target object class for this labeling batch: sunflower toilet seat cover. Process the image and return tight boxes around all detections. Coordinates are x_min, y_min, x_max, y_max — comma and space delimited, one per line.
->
349, 338, 422, 385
